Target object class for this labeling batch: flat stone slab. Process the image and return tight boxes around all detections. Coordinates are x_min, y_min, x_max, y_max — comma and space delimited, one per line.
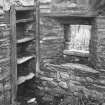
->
45, 63, 99, 74
61, 63, 99, 74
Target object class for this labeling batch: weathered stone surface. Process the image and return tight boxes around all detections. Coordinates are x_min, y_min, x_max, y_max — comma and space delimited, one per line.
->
58, 81, 68, 89
40, 17, 64, 63
0, 12, 11, 105
47, 80, 58, 88
91, 16, 105, 71
30, 13, 105, 105
39, 61, 105, 103
59, 72, 69, 81
42, 94, 53, 102
0, 95, 4, 105
0, 83, 3, 94
4, 80, 11, 91
51, 0, 91, 14
3, 91, 11, 105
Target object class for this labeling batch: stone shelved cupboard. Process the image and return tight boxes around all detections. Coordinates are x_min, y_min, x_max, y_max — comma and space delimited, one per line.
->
0, 1, 40, 105
1, 0, 105, 105
10, 5, 37, 105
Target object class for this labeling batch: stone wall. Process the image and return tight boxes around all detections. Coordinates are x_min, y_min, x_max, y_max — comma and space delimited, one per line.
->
37, 63, 105, 105
38, 5, 105, 105
94, 16, 105, 70
90, 16, 105, 70
40, 17, 64, 64
0, 12, 11, 105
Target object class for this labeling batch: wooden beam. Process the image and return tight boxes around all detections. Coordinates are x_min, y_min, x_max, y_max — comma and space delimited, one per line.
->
35, 0, 40, 74
10, 5, 17, 105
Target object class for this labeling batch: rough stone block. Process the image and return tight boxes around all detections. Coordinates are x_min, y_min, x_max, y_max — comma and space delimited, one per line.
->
4, 80, 11, 91
0, 95, 4, 105
0, 83, 3, 94
4, 91, 11, 105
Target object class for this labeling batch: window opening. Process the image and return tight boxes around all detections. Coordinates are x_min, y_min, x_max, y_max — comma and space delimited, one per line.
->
64, 24, 91, 57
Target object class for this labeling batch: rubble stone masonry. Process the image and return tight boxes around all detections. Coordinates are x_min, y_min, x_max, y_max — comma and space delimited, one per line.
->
39, 7, 105, 104
0, 12, 11, 105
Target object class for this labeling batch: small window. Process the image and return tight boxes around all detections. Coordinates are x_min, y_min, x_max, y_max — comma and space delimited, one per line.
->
64, 25, 91, 57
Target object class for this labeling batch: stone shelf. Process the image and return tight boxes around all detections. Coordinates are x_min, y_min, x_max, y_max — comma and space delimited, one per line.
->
0, 58, 9, 63
16, 18, 33, 24
63, 49, 89, 57
17, 55, 35, 64
16, 6, 34, 11
17, 36, 34, 44
17, 72, 35, 85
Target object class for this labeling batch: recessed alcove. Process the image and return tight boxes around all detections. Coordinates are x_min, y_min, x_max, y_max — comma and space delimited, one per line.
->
62, 17, 92, 54
45, 15, 95, 66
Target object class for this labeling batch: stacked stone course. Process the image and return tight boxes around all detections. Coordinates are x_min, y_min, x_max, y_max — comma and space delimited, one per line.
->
0, 12, 11, 105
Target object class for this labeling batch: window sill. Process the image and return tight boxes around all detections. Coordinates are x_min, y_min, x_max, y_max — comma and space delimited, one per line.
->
63, 49, 89, 57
